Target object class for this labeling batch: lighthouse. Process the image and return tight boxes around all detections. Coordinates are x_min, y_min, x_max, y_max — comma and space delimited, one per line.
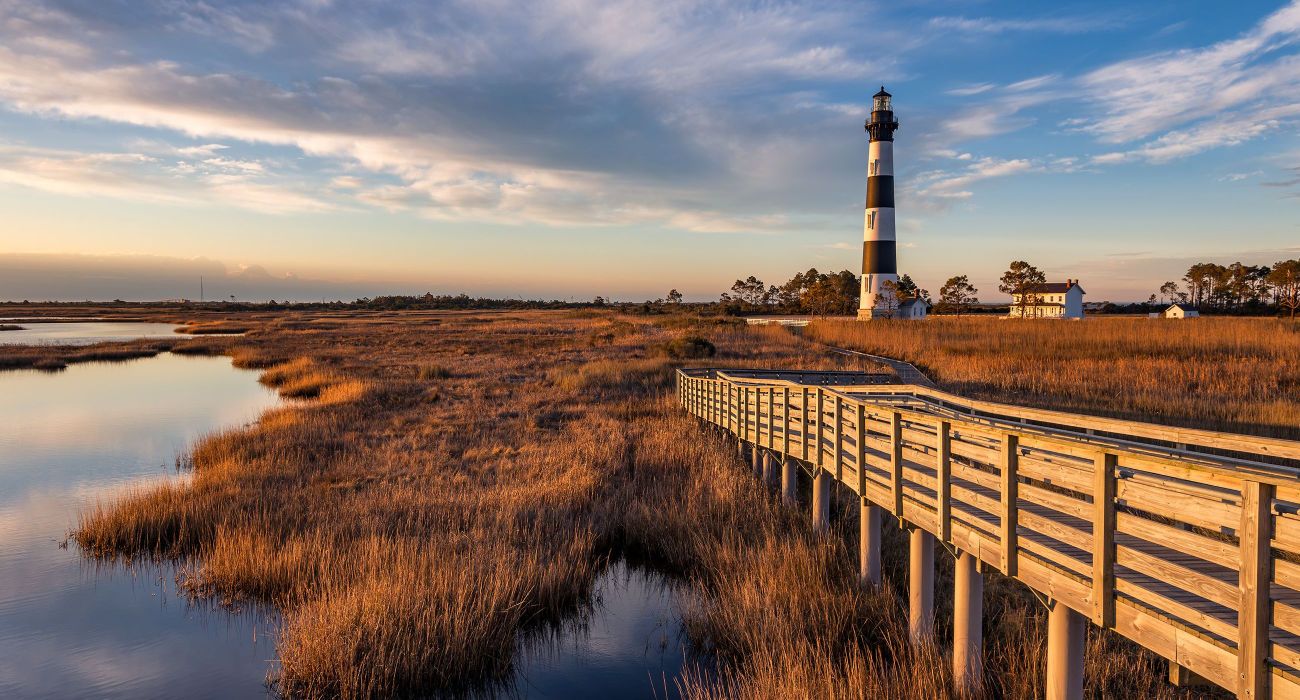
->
857, 87, 900, 320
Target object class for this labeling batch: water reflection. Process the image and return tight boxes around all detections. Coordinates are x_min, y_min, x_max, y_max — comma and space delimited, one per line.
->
0, 353, 282, 699
508, 560, 688, 699
0, 320, 180, 346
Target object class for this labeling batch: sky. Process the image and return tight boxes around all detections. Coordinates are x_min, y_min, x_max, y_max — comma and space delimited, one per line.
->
1, 0, 1299, 303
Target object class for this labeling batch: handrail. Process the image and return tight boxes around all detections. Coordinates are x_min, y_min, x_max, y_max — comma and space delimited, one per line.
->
677, 367, 1300, 699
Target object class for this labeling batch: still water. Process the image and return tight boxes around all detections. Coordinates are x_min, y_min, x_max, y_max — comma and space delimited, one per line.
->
0, 353, 282, 698
0, 350, 691, 699
0, 321, 180, 345
511, 560, 688, 699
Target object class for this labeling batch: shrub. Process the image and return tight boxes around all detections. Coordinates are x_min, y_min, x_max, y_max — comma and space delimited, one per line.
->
660, 335, 716, 360
419, 364, 452, 381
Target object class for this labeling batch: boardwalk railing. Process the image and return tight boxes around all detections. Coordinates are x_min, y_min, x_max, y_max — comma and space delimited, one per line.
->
677, 367, 1300, 700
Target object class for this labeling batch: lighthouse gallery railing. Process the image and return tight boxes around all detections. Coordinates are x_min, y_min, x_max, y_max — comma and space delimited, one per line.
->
677, 367, 1300, 699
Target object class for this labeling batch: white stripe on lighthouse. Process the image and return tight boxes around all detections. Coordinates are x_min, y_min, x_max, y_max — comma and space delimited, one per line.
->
861, 139, 897, 314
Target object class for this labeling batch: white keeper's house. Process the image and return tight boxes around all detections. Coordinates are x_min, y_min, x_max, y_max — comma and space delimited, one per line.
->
1008, 279, 1085, 319
1163, 303, 1200, 319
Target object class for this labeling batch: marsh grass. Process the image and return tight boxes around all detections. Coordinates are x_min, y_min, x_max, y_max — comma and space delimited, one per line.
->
61, 308, 1230, 698
0, 339, 177, 371
807, 316, 1300, 440
417, 363, 452, 380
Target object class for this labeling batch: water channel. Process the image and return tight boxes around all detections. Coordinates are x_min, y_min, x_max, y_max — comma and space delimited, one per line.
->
0, 326, 691, 698
0, 353, 282, 698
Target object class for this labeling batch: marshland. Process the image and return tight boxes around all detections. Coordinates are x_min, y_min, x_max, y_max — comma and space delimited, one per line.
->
4, 307, 1278, 698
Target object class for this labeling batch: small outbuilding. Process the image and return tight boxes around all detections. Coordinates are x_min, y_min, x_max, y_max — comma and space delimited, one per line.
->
897, 298, 928, 320
1164, 303, 1200, 319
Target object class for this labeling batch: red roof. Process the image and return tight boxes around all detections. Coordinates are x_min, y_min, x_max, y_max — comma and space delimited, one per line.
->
1029, 281, 1080, 293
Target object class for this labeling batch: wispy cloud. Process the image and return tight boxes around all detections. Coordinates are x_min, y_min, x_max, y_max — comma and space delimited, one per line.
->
0, 0, 902, 232
0, 143, 336, 214
927, 14, 1122, 35
1076, 1, 1300, 161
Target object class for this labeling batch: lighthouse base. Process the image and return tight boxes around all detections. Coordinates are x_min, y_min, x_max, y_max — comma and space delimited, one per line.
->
857, 308, 884, 321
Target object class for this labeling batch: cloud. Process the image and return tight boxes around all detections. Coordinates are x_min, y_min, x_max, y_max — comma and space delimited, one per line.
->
909, 157, 1038, 210
0, 0, 900, 233
0, 253, 374, 302
927, 15, 1121, 35
0, 143, 336, 214
1075, 2, 1300, 161
946, 83, 995, 97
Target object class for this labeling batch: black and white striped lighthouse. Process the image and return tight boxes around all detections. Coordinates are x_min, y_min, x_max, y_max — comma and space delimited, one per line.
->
857, 86, 900, 320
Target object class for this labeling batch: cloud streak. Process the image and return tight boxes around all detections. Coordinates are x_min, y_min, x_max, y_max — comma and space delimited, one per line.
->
0, 0, 896, 231
1077, 1, 1300, 162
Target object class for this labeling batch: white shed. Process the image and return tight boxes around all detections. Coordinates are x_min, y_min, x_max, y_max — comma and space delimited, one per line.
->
1164, 303, 1200, 319
897, 298, 928, 320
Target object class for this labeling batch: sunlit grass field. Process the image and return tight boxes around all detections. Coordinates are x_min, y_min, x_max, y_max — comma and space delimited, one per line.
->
0, 307, 1223, 698
808, 316, 1300, 441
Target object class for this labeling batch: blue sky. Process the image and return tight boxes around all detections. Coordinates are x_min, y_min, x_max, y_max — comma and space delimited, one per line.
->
0, 0, 1298, 302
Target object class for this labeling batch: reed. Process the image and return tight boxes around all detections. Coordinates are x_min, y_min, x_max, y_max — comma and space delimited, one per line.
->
61, 309, 1232, 698
806, 316, 1300, 440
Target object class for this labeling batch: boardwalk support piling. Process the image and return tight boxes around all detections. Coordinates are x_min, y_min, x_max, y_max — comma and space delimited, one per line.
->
763, 450, 778, 492
781, 456, 798, 506
909, 527, 934, 641
812, 468, 831, 534
860, 500, 881, 585
1046, 601, 1085, 700
752, 443, 762, 479
953, 550, 983, 691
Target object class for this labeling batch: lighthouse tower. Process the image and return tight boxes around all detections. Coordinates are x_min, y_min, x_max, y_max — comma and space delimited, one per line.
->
857, 87, 900, 320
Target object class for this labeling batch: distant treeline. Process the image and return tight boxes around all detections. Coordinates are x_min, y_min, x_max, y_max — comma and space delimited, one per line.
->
1154, 260, 1300, 316
5, 258, 1297, 317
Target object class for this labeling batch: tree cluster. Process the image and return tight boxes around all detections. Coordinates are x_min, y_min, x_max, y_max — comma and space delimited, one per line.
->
1157, 260, 1300, 316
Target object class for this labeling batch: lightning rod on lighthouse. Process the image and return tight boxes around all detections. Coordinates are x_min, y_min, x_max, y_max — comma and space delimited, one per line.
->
857, 86, 900, 320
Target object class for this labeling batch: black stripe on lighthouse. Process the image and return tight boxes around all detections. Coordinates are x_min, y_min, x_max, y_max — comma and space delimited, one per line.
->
862, 240, 897, 274
865, 175, 894, 209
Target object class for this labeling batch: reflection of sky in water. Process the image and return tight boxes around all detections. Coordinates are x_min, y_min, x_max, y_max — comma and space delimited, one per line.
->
0, 321, 180, 346
510, 560, 687, 699
0, 354, 282, 699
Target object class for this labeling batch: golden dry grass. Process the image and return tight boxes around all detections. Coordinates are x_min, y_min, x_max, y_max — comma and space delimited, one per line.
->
807, 316, 1300, 440
37, 308, 1230, 698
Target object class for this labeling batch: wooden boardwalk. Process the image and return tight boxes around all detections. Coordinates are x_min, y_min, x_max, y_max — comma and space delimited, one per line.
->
678, 367, 1300, 699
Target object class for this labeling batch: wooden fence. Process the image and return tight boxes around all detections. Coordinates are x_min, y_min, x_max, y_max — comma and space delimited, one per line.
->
677, 367, 1300, 700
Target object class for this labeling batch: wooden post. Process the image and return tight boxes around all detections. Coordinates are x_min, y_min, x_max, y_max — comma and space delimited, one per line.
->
782, 456, 798, 506
759, 387, 769, 447
763, 450, 778, 491
812, 468, 831, 534
815, 387, 825, 469
953, 550, 983, 691
910, 527, 935, 641
1001, 433, 1019, 577
728, 383, 736, 434
1238, 480, 1275, 700
782, 387, 790, 457
833, 394, 843, 483
937, 420, 952, 544
1092, 452, 1117, 628
890, 412, 904, 517
801, 387, 810, 462
860, 499, 881, 585
855, 404, 867, 496
1046, 602, 1085, 700
744, 386, 752, 443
